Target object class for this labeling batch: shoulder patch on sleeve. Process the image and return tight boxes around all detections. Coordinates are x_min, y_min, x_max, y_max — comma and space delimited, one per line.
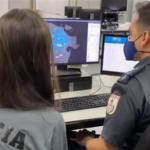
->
107, 94, 120, 115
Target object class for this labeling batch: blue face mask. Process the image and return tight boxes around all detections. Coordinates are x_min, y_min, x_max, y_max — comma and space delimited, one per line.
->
124, 33, 150, 60
123, 40, 137, 60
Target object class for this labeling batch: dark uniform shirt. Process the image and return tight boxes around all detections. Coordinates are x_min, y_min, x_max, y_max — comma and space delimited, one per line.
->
101, 56, 150, 150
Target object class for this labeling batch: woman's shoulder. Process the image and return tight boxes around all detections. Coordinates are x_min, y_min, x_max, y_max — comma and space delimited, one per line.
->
0, 108, 65, 131
0, 108, 66, 150
40, 108, 65, 127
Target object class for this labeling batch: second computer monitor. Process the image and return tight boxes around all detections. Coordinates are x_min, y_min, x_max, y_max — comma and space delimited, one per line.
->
79, 9, 101, 20
65, 6, 82, 18
101, 0, 127, 11
101, 34, 138, 76
45, 18, 101, 64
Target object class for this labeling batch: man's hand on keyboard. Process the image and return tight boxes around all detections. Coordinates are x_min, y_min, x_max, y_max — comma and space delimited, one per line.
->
70, 129, 95, 146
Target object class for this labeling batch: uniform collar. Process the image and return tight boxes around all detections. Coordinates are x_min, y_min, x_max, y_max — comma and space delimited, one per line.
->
134, 56, 150, 68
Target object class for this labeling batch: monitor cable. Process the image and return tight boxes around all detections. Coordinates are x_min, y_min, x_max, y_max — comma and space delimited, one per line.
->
89, 75, 113, 96
89, 75, 102, 96
100, 76, 112, 88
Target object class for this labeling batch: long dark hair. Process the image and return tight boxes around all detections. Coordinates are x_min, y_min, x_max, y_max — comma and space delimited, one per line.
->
0, 9, 56, 110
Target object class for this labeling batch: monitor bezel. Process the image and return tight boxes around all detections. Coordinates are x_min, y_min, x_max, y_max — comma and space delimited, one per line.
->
44, 18, 101, 65
100, 34, 128, 76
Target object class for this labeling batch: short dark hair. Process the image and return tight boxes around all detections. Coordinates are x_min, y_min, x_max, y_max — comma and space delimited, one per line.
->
0, 9, 56, 110
136, 2, 150, 27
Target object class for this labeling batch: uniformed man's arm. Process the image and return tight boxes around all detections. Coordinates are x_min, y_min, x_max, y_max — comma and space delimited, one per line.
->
83, 136, 118, 150
83, 82, 139, 150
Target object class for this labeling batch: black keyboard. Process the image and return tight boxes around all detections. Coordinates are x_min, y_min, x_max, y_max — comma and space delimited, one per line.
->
55, 93, 110, 112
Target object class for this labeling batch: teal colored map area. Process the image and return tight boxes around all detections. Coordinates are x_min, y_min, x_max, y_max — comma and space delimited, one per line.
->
49, 23, 78, 63
51, 27, 72, 51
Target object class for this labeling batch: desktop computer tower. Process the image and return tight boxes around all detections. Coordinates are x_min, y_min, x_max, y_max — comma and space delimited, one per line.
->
56, 75, 92, 92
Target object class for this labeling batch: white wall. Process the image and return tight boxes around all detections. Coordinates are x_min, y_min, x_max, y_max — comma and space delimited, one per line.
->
36, 0, 100, 16
0, 0, 32, 17
73, 0, 100, 9
36, 0, 68, 16
0, 0, 9, 17
88, 0, 100, 9
69, 0, 76, 6
77, 0, 89, 8
9, 0, 31, 10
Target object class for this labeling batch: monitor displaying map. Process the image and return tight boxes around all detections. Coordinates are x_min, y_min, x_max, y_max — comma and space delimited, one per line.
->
45, 18, 101, 64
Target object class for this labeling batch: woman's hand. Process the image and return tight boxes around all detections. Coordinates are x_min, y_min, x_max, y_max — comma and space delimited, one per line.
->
70, 129, 95, 146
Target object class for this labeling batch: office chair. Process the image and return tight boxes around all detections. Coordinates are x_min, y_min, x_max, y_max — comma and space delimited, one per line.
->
134, 126, 150, 150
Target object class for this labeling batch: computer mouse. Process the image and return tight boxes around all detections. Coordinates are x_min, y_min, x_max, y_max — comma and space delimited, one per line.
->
67, 130, 77, 138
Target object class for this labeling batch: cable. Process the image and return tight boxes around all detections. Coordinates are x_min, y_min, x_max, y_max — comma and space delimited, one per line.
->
100, 77, 112, 88
90, 87, 101, 96
89, 75, 112, 96
89, 75, 102, 96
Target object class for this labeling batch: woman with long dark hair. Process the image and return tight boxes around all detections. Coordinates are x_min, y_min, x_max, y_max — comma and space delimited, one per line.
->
0, 9, 68, 150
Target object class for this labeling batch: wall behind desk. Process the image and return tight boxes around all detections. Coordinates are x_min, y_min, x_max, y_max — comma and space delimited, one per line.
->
36, 0, 68, 16
0, 0, 100, 19
9, 0, 32, 10
0, 0, 9, 17
76, 0, 100, 9
36, 0, 100, 16
0, 0, 32, 17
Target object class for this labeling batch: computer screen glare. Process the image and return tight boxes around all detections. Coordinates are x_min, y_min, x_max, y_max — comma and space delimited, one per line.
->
45, 18, 101, 64
101, 35, 138, 75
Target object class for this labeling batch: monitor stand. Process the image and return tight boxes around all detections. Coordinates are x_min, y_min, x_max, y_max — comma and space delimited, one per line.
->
73, 7, 76, 18
90, 13, 94, 20
57, 65, 81, 77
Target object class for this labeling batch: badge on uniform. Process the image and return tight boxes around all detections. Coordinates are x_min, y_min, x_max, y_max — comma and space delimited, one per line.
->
107, 94, 120, 115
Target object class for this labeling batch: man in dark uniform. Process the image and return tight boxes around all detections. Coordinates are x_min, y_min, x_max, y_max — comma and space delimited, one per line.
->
71, 2, 150, 150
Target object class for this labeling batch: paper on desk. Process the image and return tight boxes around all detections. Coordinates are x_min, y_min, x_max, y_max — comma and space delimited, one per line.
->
117, 22, 131, 30
68, 65, 82, 69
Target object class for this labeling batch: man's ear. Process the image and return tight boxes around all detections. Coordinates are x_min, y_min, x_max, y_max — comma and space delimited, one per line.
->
141, 31, 150, 45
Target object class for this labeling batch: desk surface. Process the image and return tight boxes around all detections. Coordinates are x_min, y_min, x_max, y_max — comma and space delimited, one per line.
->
55, 75, 119, 123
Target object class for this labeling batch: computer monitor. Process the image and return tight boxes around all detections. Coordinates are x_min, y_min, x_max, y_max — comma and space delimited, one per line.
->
45, 18, 101, 65
101, 0, 127, 11
79, 9, 101, 20
65, 6, 82, 18
101, 34, 139, 76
